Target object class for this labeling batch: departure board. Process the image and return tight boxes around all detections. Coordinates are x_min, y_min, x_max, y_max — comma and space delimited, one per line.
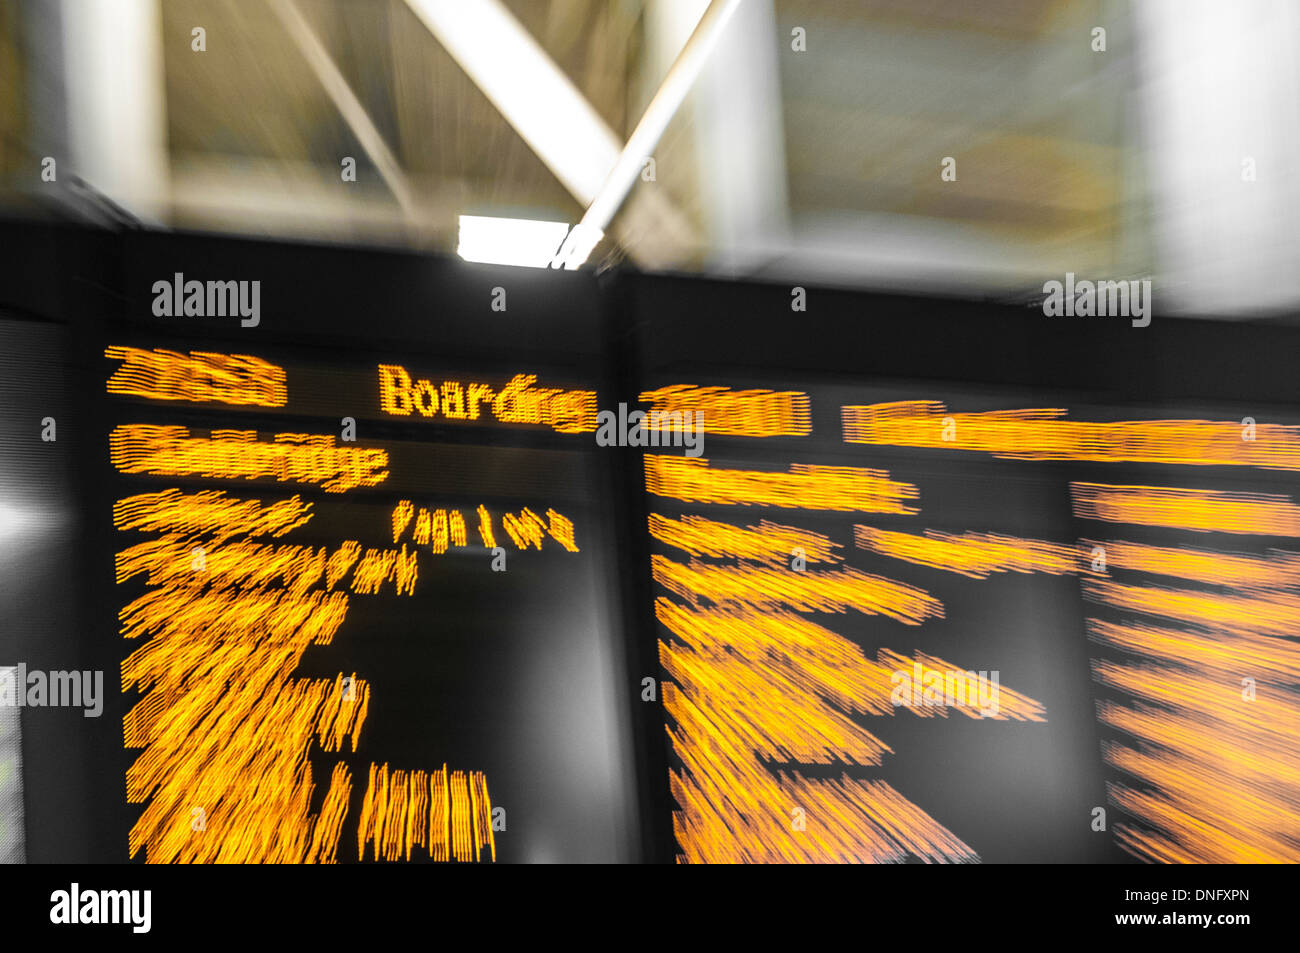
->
81, 232, 643, 864
3, 224, 1298, 868
621, 272, 1300, 865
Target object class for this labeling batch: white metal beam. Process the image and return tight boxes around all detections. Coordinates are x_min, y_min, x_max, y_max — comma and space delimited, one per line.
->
268, 0, 419, 222
572, 0, 741, 243
403, 0, 621, 206
403, 0, 703, 269
59, 0, 170, 222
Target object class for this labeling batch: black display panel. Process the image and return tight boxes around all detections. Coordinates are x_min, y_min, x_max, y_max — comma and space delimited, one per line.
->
2, 223, 1298, 867
5, 226, 644, 863
614, 271, 1300, 865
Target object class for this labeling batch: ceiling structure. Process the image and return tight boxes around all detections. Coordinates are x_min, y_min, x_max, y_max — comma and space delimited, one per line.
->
1, 0, 1297, 316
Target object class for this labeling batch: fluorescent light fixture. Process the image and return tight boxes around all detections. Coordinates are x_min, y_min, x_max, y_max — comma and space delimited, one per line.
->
457, 215, 571, 268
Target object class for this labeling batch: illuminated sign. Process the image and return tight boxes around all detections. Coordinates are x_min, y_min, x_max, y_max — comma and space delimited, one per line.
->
378, 364, 596, 434
104, 343, 620, 863
642, 379, 1300, 864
